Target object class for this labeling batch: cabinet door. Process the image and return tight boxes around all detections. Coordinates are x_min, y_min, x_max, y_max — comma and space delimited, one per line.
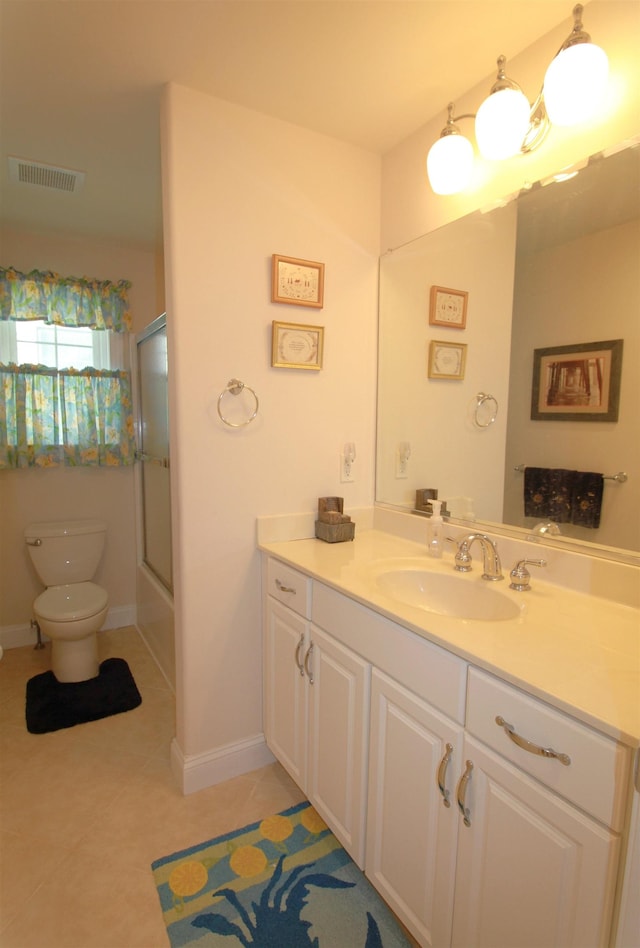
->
366, 669, 463, 948
615, 780, 640, 947
452, 735, 619, 948
264, 598, 308, 788
306, 624, 370, 869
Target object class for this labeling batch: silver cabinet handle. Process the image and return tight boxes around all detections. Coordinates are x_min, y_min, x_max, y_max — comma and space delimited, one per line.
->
275, 579, 296, 594
26, 538, 42, 547
456, 760, 474, 827
304, 643, 314, 685
294, 633, 305, 677
437, 743, 454, 808
495, 715, 571, 766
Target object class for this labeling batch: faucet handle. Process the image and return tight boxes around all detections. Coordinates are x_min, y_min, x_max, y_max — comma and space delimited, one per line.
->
452, 538, 473, 572
509, 558, 547, 591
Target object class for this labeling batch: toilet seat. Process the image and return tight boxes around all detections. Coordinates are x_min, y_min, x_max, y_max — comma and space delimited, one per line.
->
34, 582, 108, 622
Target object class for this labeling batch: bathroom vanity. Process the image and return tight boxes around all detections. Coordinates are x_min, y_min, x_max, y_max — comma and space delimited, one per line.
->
259, 515, 639, 948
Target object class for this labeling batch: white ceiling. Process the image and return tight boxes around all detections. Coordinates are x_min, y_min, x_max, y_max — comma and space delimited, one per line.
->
0, 0, 577, 247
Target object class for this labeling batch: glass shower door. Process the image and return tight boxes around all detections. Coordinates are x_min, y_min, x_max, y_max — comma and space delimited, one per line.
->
136, 313, 172, 592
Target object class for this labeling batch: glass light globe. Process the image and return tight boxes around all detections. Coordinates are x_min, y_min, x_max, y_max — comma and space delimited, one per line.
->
427, 133, 474, 195
544, 43, 609, 126
475, 87, 531, 160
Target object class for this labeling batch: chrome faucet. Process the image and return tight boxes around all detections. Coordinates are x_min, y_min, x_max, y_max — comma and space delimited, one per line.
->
454, 533, 503, 581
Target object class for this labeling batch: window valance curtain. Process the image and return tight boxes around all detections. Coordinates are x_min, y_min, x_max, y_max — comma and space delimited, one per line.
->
0, 266, 132, 332
0, 363, 135, 469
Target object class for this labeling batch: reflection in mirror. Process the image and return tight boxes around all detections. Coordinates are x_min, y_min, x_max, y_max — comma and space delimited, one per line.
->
376, 141, 640, 559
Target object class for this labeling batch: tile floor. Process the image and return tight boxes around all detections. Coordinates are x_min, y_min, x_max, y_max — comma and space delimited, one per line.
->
0, 626, 305, 948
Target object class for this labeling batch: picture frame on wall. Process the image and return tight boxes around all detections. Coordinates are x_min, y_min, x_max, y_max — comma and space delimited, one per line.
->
428, 340, 467, 380
531, 339, 623, 422
271, 321, 324, 370
271, 254, 325, 308
429, 285, 468, 329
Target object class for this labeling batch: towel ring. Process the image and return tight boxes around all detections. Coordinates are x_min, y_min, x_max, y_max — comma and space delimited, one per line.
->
217, 378, 259, 428
474, 392, 498, 428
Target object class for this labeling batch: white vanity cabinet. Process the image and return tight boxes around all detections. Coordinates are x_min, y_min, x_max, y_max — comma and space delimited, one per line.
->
263, 558, 370, 866
262, 553, 632, 948
451, 734, 619, 948
366, 669, 464, 947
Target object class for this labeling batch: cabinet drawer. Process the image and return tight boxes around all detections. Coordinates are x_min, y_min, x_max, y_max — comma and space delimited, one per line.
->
313, 580, 466, 723
466, 668, 630, 830
266, 558, 312, 618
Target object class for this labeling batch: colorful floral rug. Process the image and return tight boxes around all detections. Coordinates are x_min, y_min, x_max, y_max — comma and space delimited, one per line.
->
151, 800, 411, 947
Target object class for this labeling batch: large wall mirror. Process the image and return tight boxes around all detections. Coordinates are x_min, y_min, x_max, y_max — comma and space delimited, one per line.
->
376, 140, 639, 561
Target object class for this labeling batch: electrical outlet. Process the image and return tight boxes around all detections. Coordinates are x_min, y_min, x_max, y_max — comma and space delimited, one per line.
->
395, 455, 408, 479
340, 453, 354, 483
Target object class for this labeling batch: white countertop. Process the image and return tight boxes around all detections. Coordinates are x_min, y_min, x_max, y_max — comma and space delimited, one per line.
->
260, 528, 640, 747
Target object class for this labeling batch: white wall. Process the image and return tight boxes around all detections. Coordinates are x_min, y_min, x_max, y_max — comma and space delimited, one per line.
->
0, 227, 158, 641
161, 85, 380, 782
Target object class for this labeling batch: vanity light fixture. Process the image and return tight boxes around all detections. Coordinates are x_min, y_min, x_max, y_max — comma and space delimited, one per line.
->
426, 103, 476, 195
543, 3, 609, 125
426, 4, 608, 195
475, 56, 532, 160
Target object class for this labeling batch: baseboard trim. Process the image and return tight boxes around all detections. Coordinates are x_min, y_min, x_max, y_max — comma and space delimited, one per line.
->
0, 622, 38, 651
171, 734, 276, 795
102, 604, 136, 631
0, 604, 136, 651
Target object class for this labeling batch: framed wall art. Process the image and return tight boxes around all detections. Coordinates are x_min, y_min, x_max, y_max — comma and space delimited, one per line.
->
271, 321, 324, 370
429, 285, 468, 329
428, 340, 467, 380
531, 339, 623, 422
271, 254, 325, 308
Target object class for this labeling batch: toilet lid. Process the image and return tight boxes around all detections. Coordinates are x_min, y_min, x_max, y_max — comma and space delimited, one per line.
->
34, 582, 108, 622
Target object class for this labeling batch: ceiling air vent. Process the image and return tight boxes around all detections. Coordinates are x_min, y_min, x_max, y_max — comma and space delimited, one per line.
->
8, 156, 86, 193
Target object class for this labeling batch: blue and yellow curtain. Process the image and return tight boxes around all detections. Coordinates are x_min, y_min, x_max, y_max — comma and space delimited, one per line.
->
0, 266, 132, 331
0, 267, 135, 469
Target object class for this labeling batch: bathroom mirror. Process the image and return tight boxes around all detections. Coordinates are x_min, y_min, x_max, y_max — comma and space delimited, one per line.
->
376, 140, 640, 559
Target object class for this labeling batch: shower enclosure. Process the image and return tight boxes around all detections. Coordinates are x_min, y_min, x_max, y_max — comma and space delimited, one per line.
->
135, 313, 175, 687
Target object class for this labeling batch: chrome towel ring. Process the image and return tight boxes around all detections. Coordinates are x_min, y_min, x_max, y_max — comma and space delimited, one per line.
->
217, 378, 259, 428
474, 392, 498, 427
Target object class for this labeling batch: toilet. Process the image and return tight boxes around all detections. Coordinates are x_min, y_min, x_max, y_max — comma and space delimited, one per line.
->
24, 520, 109, 683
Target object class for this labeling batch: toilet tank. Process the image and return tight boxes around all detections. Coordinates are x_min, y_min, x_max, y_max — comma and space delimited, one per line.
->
24, 520, 107, 587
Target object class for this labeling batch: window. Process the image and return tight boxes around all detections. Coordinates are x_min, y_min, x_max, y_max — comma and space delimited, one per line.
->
15, 321, 110, 370
0, 266, 135, 469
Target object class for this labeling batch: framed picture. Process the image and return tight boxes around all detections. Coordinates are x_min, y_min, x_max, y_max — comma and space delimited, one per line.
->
531, 339, 623, 421
428, 340, 467, 380
429, 285, 468, 329
271, 321, 324, 370
271, 254, 325, 308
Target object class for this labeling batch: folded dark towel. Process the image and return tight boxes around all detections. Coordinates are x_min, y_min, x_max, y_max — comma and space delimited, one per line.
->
523, 467, 604, 528
524, 467, 574, 523
571, 471, 604, 528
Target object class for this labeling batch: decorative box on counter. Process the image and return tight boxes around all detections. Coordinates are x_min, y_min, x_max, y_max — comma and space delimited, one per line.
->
315, 497, 355, 543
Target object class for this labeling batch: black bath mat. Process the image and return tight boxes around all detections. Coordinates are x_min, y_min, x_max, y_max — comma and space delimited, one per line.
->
26, 657, 142, 734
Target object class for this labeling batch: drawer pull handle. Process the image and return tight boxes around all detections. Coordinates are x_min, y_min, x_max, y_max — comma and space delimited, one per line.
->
295, 633, 305, 677
304, 643, 314, 685
437, 743, 454, 808
495, 715, 571, 766
456, 760, 473, 827
275, 579, 296, 594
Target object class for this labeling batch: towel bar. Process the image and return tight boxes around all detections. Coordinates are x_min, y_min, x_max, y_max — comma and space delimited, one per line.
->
514, 465, 627, 483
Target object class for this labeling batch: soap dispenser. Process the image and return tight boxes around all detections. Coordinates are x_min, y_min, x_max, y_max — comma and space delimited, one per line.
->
427, 499, 444, 558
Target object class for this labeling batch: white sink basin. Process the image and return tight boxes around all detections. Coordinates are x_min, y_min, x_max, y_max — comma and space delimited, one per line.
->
376, 568, 520, 621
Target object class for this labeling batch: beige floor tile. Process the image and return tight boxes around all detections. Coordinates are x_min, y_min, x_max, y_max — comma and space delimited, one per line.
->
0, 829, 72, 933
1, 847, 170, 948
0, 630, 307, 948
